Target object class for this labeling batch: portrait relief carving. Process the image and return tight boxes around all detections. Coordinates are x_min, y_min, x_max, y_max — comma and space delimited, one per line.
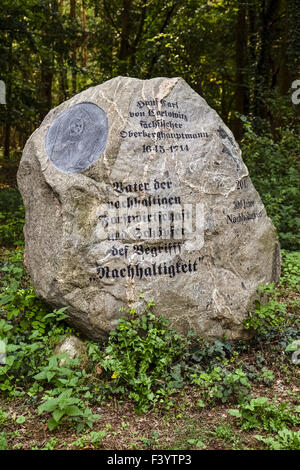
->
45, 102, 108, 173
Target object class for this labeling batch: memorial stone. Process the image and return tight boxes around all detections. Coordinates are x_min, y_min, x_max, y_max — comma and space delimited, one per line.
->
17, 76, 280, 340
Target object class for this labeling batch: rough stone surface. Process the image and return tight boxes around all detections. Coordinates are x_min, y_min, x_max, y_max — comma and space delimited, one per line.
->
53, 336, 87, 363
17, 76, 280, 340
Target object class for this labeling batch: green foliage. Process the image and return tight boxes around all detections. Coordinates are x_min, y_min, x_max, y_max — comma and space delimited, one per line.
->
241, 126, 300, 251
86, 341, 103, 363
0, 218, 299, 443
0, 408, 8, 426
0, 432, 8, 450
141, 430, 160, 449
242, 252, 299, 356
0, 248, 103, 433
255, 429, 300, 450
191, 366, 251, 404
244, 284, 287, 335
37, 388, 100, 432
0, 189, 24, 247
188, 336, 236, 366
229, 398, 300, 432
206, 421, 243, 448
0, 248, 25, 301
0, 301, 71, 393
33, 354, 88, 391
0, 0, 298, 167
285, 339, 300, 353
101, 302, 187, 413
280, 250, 300, 289
186, 437, 206, 449
0, 247, 74, 393
71, 429, 109, 449
258, 368, 275, 386
40, 437, 58, 451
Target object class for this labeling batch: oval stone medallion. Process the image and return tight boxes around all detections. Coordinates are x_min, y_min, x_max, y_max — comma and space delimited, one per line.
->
45, 102, 108, 174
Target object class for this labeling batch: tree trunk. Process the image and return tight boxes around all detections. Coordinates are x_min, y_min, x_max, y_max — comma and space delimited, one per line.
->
40, 65, 53, 113
60, 64, 68, 102
39, 1, 57, 118
119, 0, 132, 73
277, 0, 290, 95
253, 0, 281, 119
81, 0, 87, 67
70, 0, 77, 94
233, 1, 248, 140
148, 3, 176, 77
130, 0, 147, 68
4, 40, 12, 159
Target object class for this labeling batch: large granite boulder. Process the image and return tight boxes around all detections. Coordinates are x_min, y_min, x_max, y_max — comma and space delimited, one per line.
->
17, 76, 280, 340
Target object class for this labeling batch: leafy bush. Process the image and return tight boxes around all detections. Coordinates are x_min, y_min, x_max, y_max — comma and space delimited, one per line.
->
241, 126, 300, 251
0, 304, 71, 393
101, 301, 187, 413
37, 388, 100, 432
0, 188, 24, 247
33, 355, 89, 390
244, 283, 287, 336
71, 429, 109, 448
0, 248, 25, 303
258, 367, 275, 386
0, 408, 8, 426
255, 429, 300, 450
0, 432, 8, 450
0, 219, 299, 439
280, 250, 300, 289
0, 253, 101, 431
191, 366, 251, 404
188, 336, 237, 366
0, 247, 75, 393
244, 250, 299, 346
229, 398, 300, 431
